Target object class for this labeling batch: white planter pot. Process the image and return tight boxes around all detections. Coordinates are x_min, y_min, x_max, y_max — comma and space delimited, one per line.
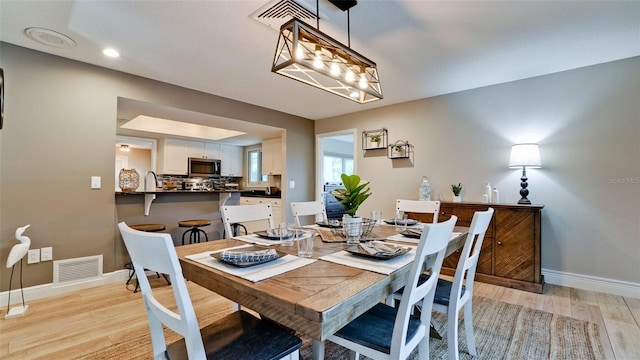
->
453, 196, 462, 203
342, 215, 363, 236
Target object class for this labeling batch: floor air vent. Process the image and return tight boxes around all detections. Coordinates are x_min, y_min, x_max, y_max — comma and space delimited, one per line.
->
54, 255, 103, 286
251, 0, 325, 30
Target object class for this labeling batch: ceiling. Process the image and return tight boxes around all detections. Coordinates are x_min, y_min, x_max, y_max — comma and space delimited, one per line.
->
1, 0, 638, 125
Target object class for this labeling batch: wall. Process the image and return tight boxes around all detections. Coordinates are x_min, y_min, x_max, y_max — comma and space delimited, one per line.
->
316, 57, 640, 285
0, 43, 315, 289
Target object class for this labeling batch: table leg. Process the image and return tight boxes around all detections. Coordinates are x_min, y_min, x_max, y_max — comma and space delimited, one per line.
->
312, 339, 325, 360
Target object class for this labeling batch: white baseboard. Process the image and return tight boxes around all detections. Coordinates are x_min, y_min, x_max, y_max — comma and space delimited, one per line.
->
3, 268, 639, 306
542, 268, 640, 299
1, 270, 130, 306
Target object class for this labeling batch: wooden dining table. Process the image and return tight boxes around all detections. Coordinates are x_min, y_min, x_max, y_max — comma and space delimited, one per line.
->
176, 224, 469, 360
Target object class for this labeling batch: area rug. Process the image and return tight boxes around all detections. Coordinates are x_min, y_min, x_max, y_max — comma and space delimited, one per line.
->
76, 296, 605, 360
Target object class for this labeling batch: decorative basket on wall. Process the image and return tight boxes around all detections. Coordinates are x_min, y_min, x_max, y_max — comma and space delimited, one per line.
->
119, 168, 139, 192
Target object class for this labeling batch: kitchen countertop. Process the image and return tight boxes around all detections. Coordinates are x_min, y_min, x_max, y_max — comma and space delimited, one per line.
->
116, 189, 242, 195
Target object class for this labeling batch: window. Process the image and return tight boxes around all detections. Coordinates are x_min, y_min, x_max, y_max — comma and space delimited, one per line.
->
323, 154, 353, 183
248, 148, 268, 184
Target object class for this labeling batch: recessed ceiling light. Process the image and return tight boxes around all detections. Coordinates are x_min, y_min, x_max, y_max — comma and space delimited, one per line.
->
102, 48, 120, 58
121, 115, 246, 141
25, 27, 76, 48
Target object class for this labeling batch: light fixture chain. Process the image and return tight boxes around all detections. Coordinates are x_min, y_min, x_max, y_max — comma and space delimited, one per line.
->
347, 9, 351, 48
316, 0, 320, 29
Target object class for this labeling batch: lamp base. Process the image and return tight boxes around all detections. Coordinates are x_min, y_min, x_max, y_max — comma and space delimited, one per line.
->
518, 166, 532, 205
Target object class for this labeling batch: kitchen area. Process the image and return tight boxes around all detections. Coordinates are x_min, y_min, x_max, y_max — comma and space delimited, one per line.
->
115, 126, 285, 261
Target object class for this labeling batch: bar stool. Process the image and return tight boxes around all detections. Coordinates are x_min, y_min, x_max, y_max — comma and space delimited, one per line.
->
126, 224, 171, 293
179, 219, 211, 245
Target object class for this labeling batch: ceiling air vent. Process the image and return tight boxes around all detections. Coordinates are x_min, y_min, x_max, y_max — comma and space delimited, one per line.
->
251, 0, 326, 30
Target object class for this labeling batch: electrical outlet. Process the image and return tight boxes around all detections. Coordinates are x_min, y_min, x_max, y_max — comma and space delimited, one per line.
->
28, 249, 40, 264
41, 247, 53, 261
289, 180, 295, 189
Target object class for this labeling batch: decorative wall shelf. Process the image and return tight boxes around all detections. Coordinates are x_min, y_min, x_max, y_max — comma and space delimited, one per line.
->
362, 128, 388, 150
388, 140, 412, 159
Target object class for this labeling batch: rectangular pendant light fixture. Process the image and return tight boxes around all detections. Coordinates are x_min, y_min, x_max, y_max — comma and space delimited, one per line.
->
271, 17, 382, 104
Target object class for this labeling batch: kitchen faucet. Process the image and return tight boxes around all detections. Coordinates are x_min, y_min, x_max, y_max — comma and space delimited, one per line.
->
144, 171, 161, 191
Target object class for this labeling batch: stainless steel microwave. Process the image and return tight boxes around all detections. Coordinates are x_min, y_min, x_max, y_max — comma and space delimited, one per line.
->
188, 157, 221, 177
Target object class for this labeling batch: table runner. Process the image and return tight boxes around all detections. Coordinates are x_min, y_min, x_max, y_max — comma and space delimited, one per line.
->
185, 244, 316, 282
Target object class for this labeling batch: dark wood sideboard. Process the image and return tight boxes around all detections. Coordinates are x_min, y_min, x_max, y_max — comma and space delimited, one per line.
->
409, 202, 544, 293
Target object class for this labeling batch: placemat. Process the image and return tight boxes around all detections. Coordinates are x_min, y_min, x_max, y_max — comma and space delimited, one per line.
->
185, 245, 316, 282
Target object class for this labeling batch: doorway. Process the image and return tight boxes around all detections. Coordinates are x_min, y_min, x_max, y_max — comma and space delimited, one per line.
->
315, 129, 356, 200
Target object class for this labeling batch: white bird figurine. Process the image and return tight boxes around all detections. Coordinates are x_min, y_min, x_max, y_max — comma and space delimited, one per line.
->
7, 224, 31, 268
5, 224, 31, 319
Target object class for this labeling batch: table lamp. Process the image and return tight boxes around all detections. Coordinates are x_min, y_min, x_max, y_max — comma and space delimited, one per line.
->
509, 143, 541, 204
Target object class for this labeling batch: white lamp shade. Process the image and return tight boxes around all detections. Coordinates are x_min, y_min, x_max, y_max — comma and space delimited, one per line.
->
509, 143, 541, 168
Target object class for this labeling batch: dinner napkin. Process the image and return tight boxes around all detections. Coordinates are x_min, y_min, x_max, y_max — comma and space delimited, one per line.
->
220, 249, 279, 264
359, 241, 403, 256
386, 232, 463, 244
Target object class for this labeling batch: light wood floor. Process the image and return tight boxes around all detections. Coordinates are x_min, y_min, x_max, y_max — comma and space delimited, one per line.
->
1, 277, 639, 359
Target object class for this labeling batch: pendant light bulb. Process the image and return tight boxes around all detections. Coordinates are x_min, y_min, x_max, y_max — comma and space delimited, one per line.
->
358, 72, 368, 89
350, 90, 359, 98
330, 55, 341, 77
295, 43, 304, 60
313, 45, 323, 69
345, 67, 355, 83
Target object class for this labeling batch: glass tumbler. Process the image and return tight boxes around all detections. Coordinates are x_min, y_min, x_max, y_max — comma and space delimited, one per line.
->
296, 230, 315, 258
395, 214, 408, 233
344, 221, 362, 245
280, 222, 294, 246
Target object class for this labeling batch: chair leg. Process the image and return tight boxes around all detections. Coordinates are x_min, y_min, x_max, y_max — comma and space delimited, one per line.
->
447, 306, 461, 360
464, 300, 477, 356
161, 273, 171, 285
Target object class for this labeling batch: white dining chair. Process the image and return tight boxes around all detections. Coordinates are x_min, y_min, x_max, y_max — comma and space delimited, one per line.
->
117, 222, 302, 360
396, 199, 441, 223
327, 216, 458, 360
290, 200, 327, 226
391, 208, 494, 360
432, 208, 493, 360
221, 203, 274, 239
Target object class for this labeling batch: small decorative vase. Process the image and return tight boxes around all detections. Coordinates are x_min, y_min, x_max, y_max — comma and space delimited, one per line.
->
453, 195, 462, 203
370, 141, 379, 148
119, 168, 140, 192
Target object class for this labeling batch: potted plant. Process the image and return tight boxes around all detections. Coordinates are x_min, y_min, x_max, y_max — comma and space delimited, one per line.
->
369, 133, 381, 148
331, 174, 372, 217
451, 183, 463, 202
331, 174, 372, 235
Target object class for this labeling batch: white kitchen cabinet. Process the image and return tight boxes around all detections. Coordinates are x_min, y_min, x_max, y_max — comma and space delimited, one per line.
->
220, 144, 243, 177
262, 138, 283, 175
188, 140, 220, 159
158, 138, 188, 175
239, 197, 282, 233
